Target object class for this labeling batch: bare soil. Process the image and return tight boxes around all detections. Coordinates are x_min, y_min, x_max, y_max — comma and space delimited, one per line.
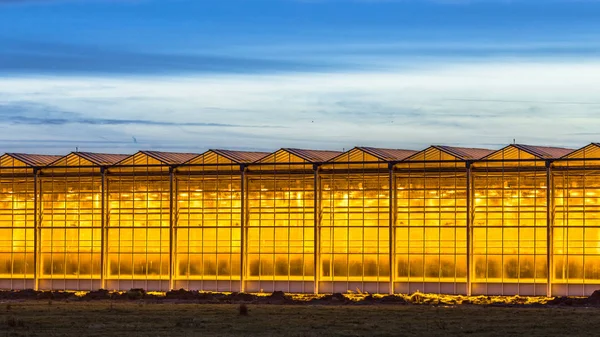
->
1, 301, 599, 337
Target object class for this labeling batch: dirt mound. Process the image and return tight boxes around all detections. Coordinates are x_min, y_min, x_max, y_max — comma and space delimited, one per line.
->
586, 290, 600, 305
263, 291, 292, 304
1, 289, 599, 307
82, 289, 111, 300
109, 288, 147, 301
377, 295, 408, 304
310, 293, 349, 305
0, 289, 38, 300
166, 289, 202, 300
36, 291, 75, 300
547, 296, 579, 306
224, 292, 257, 303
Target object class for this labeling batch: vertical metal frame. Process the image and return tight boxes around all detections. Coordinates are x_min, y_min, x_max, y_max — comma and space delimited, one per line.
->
388, 163, 395, 294
466, 161, 472, 296
33, 167, 40, 291
240, 164, 247, 292
168, 166, 175, 291
100, 167, 107, 289
313, 164, 320, 294
546, 160, 553, 297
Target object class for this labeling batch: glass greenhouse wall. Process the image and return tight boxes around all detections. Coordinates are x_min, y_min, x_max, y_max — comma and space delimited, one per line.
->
38, 153, 113, 291
173, 150, 265, 292
0, 154, 60, 290
552, 143, 600, 296
5, 143, 600, 295
319, 148, 415, 294
393, 146, 490, 294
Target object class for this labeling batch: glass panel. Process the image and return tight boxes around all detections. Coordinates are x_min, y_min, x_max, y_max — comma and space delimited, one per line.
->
320, 172, 389, 282
107, 175, 170, 280
40, 177, 102, 279
473, 169, 548, 283
553, 170, 600, 284
395, 171, 467, 283
247, 174, 314, 281
174, 175, 242, 281
0, 177, 36, 278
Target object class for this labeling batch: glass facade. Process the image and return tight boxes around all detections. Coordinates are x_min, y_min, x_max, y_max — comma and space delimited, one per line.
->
0, 156, 37, 281
40, 176, 102, 280
174, 151, 245, 290
246, 150, 318, 287
319, 149, 393, 288
106, 153, 172, 284
552, 144, 600, 294
395, 147, 468, 285
5, 144, 600, 295
472, 147, 549, 288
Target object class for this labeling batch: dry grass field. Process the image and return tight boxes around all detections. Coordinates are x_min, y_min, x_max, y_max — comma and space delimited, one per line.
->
0, 301, 598, 337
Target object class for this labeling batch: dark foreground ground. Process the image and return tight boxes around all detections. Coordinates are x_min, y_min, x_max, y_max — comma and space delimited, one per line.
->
1, 301, 599, 337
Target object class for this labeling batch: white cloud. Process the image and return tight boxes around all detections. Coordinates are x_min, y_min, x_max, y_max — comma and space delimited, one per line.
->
1, 60, 599, 154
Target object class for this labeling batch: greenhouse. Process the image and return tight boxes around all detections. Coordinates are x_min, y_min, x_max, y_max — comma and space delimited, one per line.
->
3, 143, 600, 296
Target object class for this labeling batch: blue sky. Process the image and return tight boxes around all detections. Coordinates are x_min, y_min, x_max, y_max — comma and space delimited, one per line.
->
1, 0, 600, 154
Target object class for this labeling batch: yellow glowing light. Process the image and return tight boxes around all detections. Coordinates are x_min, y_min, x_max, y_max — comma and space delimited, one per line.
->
3, 149, 600, 295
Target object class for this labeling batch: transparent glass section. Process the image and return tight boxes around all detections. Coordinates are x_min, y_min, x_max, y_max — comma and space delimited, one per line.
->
247, 174, 315, 281
40, 177, 102, 279
0, 176, 35, 278
175, 175, 241, 280
320, 173, 390, 282
553, 169, 600, 283
107, 176, 170, 280
472, 170, 548, 283
395, 172, 467, 282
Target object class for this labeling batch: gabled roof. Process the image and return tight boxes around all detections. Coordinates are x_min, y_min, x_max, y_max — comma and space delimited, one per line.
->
77, 152, 130, 166
434, 146, 495, 160
482, 144, 573, 160
560, 143, 600, 159
257, 148, 341, 164
142, 151, 199, 165
212, 149, 269, 163
48, 152, 130, 167
285, 148, 341, 162
115, 151, 200, 166
360, 147, 417, 161
330, 147, 417, 163
513, 144, 574, 159
1, 153, 62, 167
404, 146, 494, 162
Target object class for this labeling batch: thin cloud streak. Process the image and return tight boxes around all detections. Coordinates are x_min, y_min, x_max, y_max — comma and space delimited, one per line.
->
0, 102, 283, 128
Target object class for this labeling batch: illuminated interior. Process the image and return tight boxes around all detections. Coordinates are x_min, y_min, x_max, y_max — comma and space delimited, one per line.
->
0, 154, 45, 282
395, 146, 472, 285
105, 152, 185, 284
4, 143, 600, 295
471, 145, 559, 286
174, 150, 252, 289
242, 149, 340, 292
318, 148, 413, 287
246, 150, 318, 284
39, 153, 104, 281
552, 143, 600, 289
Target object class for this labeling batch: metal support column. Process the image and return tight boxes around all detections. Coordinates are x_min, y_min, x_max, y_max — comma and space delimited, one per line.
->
546, 160, 553, 297
466, 161, 472, 296
169, 166, 175, 291
33, 168, 40, 291
240, 165, 247, 292
100, 167, 107, 289
388, 163, 395, 294
313, 164, 320, 294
